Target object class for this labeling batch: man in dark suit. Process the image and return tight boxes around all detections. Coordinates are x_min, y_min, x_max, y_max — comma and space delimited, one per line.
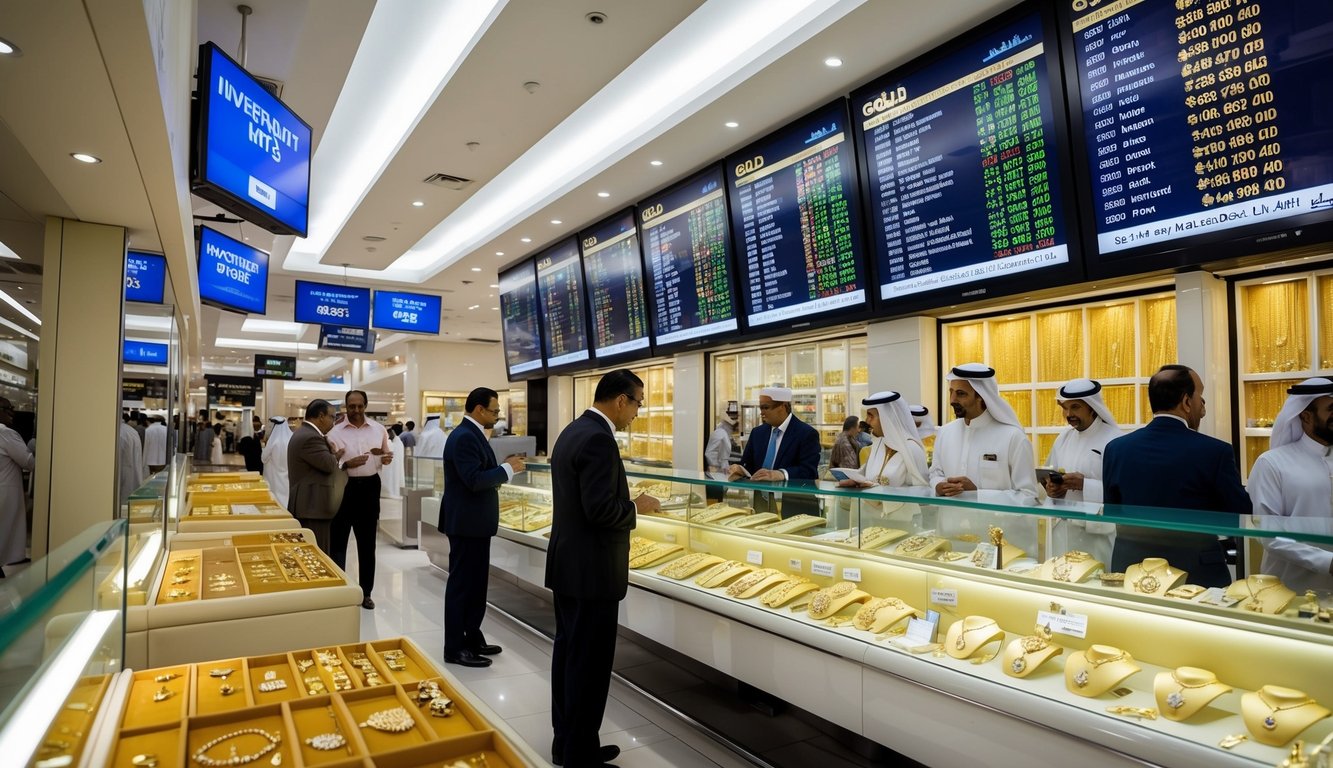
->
546, 369, 660, 767
442, 387, 526, 668
1103, 364, 1251, 587
728, 386, 822, 518
286, 399, 343, 554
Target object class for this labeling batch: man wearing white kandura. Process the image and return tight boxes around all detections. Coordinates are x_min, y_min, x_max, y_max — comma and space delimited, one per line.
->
1044, 378, 1122, 564
261, 416, 293, 509
415, 414, 445, 459
838, 391, 929, 526
1248, 377, 1333, 594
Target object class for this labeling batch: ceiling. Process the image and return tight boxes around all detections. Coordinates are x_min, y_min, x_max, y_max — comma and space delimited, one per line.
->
0, 0, 1021, 382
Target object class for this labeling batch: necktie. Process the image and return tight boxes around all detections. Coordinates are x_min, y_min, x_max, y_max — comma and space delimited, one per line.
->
763, 427, 781, 470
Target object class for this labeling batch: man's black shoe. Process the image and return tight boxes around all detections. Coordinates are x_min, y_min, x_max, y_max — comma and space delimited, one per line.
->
444, 650, 492, 668
552, 744, 620, 766
471, 643, 502, 655
361, 596, 375, 609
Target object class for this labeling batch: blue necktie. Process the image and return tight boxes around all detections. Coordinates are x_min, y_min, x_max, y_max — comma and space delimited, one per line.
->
762, 427, 781, 470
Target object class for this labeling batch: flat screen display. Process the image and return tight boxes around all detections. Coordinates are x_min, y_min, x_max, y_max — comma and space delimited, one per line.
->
498, 260, 544, 379
852, 6, 1079, 308
125, 251, 166, 304
123, 340, 169, 366
727, 99, 868, 329
294, 280, 371, 327
318, 325, 376, 354
254, 354, 297, 380
638, 166, 740, 348
207, 374, 257, 407
197, 226, 268, 316
372, 290, 442, 334
578, 211, 651, 361
1064, 0, 1333, 272
535, 238, 591, 370
193, 42, 311, 237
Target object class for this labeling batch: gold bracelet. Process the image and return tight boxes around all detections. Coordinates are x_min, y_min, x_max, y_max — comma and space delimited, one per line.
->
1106, 706, 1158, 720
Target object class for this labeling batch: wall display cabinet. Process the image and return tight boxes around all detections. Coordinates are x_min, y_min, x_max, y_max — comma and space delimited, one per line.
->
483, 464, 1333, 767
941, 292, 1176, 463
421, 391, 468, 431
573, 361, 674, 464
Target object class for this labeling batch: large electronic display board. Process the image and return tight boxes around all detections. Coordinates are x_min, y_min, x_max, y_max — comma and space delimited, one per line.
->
197, 226, 269, 316
372, 290, 442, 334
1064, 0, 1333, 274
193, 42, 311, 237
125, 251, 166, 304
535, 238, 591, 371
294, 280, 371, 327
727, 99, 868, 331
498, 260, 545, 380
318, 325, 376, 354
578, 211, 652, 362
638, 166, 740, 350
123, 340, 169, 366
852, 5, 1081, 310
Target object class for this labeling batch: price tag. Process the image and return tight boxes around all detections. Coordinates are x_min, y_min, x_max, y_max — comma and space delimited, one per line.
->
746, 550, 764, 565
930, 588, 958, 607
811, 560, 836, 577
788, 558, 803, 572
663, 533, 676, 544
1037, 609, 1088, 639
971, 543, 998, 569
842, 567, 862, 582
904, 617, 936, 644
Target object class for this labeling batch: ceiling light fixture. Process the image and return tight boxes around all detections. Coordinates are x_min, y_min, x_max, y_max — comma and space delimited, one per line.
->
470, 267, 481, 272
0, 37, 21, 56
411, 200, 425, 207
520, 237, 531, 243
495, 251, 504, 256
824, 56, 843, 67
550, 219, 562, 225
70, 153, 101, 164
468, 304, 480, 310
597, 191, 610, 198
650, 160, 663, 167
724, 121, 739, 128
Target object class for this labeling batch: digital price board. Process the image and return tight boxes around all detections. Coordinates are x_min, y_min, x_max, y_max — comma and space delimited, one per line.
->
852, 5, 1080, 310
318, 325, 375, 354
727, 99, 868, 330
294, 280, 371, 327
638, 165, 740, 349
1064, 0, 1333, 273
579, 210, 652, 362
498, 260, 545, 380
372, 290, 442, 334
535, 239, 591, 370
254, 354, 297, 380
197, 226, 269, 316
125, 251, 166, 304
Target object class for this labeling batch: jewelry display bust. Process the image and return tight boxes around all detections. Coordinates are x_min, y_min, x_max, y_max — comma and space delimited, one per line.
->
1224, 574, 1298, 615
1123, 558, 1186, 596
1002, 624, 1063, 678
806, 582, 872, 619
943, 616, 1005, 660
1064, 644, 1140, 697
1037, 550, 1104, 584
1152, 667, 1232, 721
1240, 685, 1330, 746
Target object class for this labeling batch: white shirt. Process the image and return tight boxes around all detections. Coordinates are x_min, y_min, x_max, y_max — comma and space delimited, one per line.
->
328, 418, 391, 478
118, 421, 145, 502
1045, 418, 1121, 503
858, 436, 928, 487
1249, 434, 1333, 593
416, 420, 446, 459
261, 423, 292, 509
144, 422, 168, 466
704, 424, 734, 471
929, 410, 1039, 505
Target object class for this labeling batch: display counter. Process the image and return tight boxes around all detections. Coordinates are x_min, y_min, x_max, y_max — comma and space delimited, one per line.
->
484, 464, 1333, 767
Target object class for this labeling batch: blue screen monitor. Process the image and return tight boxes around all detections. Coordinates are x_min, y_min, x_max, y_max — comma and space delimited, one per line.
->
123, 340, 169, 366
193, 42, 311, 237
294, 280, 371, 327
197, 226, 269, 315
498, 260, 545, 381
318, 325, 376, 354
579, 210, 652, 363
125, 251, 166, 304
535, 238, 591, 371
372, 290, 442, 334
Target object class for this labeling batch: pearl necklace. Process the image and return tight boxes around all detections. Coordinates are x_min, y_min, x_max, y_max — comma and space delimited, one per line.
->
191, 728, 280, 767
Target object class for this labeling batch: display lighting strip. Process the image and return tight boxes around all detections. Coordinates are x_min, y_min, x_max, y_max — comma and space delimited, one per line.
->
0, 610, 118, 763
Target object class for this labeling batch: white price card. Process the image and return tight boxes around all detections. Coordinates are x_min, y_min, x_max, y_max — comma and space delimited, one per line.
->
930, 588, 958, 607
1037, 609, 1088, 639
842, 567, 862, 582
905, 617, 936, 644
746, 550, 764, 565
789, 558, 803, 572
811, 560, 836, 577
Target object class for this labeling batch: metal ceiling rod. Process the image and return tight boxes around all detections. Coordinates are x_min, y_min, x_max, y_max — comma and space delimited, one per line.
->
237, 5, 252, 67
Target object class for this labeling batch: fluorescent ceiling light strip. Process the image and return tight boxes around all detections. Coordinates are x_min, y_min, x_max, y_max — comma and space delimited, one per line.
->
0, 610, 118, 763
391, 0, 866, 277
0, 239, 19, 260
214, 337, 307, 353
0, 287, 40, 326
289, 0, 508, 262
125, 315, 174, 332
0, 315, 38, 341
241, 318, 305, 336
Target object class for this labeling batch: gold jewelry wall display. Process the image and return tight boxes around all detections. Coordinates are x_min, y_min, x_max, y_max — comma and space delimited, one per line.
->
1225, 575, 1297, 614
359, 706, 415, 733
807, 582, 871, 619
191, 728, 281, 767
1241, 685, 1330, 746
1124, 558, 1185, 595
1064, 645, 1140, 698
1152, 667, 1232, 722
944, 616, 1004, 660
1002, 624, 1063, 678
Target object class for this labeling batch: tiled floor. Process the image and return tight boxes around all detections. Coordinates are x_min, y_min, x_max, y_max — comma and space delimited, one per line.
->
350, 536, 758, 768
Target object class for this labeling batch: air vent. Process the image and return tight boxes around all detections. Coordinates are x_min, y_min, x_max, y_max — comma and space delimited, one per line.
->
466, 337, 500, 344
423, 173, 473, 191
253, 76, 283, 99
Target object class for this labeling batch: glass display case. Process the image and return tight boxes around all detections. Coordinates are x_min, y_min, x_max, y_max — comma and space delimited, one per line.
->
487, 464, 1333, 766
942, 292, 1176, 463
573, 362, 674, 464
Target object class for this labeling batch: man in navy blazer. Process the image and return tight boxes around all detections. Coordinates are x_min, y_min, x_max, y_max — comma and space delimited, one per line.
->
546, 370, 660, 767
441, 387, 526, 668
1103, 365, 1251, 587
728, 386, 822, 519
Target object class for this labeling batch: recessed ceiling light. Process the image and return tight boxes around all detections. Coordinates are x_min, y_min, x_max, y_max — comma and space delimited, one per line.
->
597, 191, 610, 198
489, 283, 499, 288
550, 219, 562, 225
824, 56, 843, 67
491, 307, 499, 311
70, 153, 101, 164
468, 304, 480, 310
650, 160, 663, 167
470, 267, 481, 272
411, 200, 425, 207
0, 37, 20, 56
495, 251, 504, 256
520, 237, 531, 243
724, 121, 739, 128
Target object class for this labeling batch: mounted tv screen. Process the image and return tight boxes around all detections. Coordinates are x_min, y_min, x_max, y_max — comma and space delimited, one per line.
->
727, 99, 868, 332
197, 226, 268, 316
851, 3, 1081, 312
254, 354, 297, 380
1063, 0, 1333, 275
125, 251, 166, 304
498, 260, 544, 380
579, 210, 652, 362
123, 340, 169, 366
192, 42, 311, 236
294, 280, 371, 327
638, 165, 740, 350
535, 238, 591, 371
318, 325, 375, 354
372, 290, 442, 334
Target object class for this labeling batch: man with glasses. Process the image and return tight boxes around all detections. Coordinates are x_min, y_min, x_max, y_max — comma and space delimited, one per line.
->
328, 390, 394, 609
441, 387, 527, 668
547, 369, 660, 767
0, 399, 32, 577
728, 386, 822, 518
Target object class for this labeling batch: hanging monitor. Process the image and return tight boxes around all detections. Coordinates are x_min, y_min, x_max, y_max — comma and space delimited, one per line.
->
372, 290, 442, 334
123, 340, 169, 366
498, 259, 545, 381
318, 325, 376, 354
294, 280, 371, 327
535, 238, 591, 371
125, 251, 166, 304
254, 354, 297, 380
197, 226, 269, 315
579, 210, 652, 363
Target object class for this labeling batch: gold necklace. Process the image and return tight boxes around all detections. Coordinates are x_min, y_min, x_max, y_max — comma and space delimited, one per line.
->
1132, 561, 1168, 593
1166, 670, 1218, 710
1256, 690, 1317, 731
1242, 577, 1280, 611
191, 728, 281, 767
1051, 550, 1092, 582
953, 619, 998, 650
1073, 650, 1126, 688
898, 536, 930, 553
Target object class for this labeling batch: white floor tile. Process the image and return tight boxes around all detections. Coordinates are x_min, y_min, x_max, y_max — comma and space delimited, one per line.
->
617, 737, 727, 768
460, 671, 552, 719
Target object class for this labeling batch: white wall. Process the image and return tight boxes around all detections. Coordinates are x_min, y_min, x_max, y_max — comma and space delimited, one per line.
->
404, 339, 508, 420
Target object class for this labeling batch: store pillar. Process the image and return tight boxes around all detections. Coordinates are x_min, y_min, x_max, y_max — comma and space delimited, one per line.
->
867, 317, 939, 409
32, 218, 127, 555
673, 352, 705, 471
1174, 270, 1232, 440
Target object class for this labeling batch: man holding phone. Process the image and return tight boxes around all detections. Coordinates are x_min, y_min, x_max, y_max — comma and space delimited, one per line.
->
328, 390, 394, 609
1044, 378, 1122, 563
442, 387, 527, 667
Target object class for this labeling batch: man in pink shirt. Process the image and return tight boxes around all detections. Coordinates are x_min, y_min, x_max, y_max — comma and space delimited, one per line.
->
327, 390, 394, 609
